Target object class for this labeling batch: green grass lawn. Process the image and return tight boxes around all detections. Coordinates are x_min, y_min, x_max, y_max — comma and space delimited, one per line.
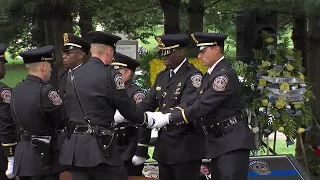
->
146, 139, 296, 162
1, 64, 27, 87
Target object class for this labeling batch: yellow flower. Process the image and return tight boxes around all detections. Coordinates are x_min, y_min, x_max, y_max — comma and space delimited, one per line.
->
286, 64, 294, 71
265, 38, 274, 44
261, 99, 268, 106
292, 102, 302, 109
259, 79, 267, 86
278, 127, 284, 132
298, 72, 305, 80
279, 83, 290, 91
149, 58, 208, 86
297, 128, 305, 134
261, 61, 270, 68
275, 100, 285, 109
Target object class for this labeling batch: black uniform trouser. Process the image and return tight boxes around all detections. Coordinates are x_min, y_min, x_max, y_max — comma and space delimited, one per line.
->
18, 173, 60, 180
210, 149, 250, 180
70, 163, 127, 180
159, 160, 201, 180
0, 171, 9, 180
124, 160, 144, 176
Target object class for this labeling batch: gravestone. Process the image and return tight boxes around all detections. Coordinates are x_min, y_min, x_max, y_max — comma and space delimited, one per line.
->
116, 40, 139, 60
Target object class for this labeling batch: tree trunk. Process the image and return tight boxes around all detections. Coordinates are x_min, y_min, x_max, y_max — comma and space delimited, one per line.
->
79, 0, 93, 41
44, 18, 54, 45
307, 15, 320, 179
34, 16, 46, 47
159, 0, 180, 34
291, 14, 308, 165
187, 0, 204, 33
308, 15, 320, 123
292, 15, 308, 70
48, 3, 73, 89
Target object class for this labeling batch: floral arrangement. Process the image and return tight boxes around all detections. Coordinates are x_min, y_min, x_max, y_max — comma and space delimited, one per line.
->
241, 31, 315, 139
149, 58, 207, 86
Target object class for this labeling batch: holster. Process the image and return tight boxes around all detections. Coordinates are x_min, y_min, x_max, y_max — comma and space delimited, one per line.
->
31, 135, 52, 164
115, 124, 136, 146
65, 121, 75, 139
96, 128, 115, 157
55, 129, 66, 148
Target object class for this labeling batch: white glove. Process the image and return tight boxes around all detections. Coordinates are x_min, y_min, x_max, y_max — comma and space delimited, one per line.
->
145, 112, 170, 129
6, 156, 14, 179
252, 127, 259, 133
114, 110, 127, 125
132, 155, 146, 166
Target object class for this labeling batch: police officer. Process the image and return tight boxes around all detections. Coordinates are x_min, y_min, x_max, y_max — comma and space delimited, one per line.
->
11, 45, 65, 180
135, 34, 205, 180
0, 43, 16, 179
58, 33, 90, 99
149, 33, 256, 180
111, 53, 150, 176
59, 31, 155, 180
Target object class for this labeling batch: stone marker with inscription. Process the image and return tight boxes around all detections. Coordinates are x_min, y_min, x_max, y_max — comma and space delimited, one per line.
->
116, 40, 139, 60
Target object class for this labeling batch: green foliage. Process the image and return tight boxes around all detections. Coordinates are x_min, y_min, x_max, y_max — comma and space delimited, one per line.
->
134, 51, 158, 90
90, 0, 162, 43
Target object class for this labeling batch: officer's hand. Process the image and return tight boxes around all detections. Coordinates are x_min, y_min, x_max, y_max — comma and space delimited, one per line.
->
6, 156, 14, 179
145, 112, 170, 129
114, 110, 127, 125
132, 155, 146, 166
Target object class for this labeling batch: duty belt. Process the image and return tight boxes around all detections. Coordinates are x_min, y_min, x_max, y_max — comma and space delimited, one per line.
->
20, 133, 55, 141
221, 113, 246, 128
73, 125, 113, 134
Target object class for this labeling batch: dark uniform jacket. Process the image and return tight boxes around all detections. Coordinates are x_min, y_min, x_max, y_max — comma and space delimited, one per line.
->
0, 83, 17, 171
170, 59, 256, 159
117, 80, 150, 161
59, 57, 147, 168
57, 68, 68, 100
139, 60, 205, 164
11, 75, 65, 176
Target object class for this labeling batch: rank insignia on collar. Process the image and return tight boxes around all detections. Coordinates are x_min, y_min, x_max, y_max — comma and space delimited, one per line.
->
156, 86, 161, 91
177, 82, 182, 87
213, 75, 229, 91
175, 87, 181, 95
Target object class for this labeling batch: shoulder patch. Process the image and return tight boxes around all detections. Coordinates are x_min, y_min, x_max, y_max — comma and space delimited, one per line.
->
1, 88, 11, 104
213, 75, 229, 91
133, 91, 145, 103
48, 90, 63, 105
114, 74, 125, 90
190, 73, 202, 88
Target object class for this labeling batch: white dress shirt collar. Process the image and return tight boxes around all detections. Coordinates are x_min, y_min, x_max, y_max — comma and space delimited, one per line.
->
207, 56, 224, 74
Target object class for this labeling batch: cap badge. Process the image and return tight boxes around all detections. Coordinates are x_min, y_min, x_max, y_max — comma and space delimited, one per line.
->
155, 37, 165, 48
63, 33, 69, 45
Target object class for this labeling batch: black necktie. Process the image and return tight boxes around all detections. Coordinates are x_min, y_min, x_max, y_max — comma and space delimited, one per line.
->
202, 72, 210, 86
